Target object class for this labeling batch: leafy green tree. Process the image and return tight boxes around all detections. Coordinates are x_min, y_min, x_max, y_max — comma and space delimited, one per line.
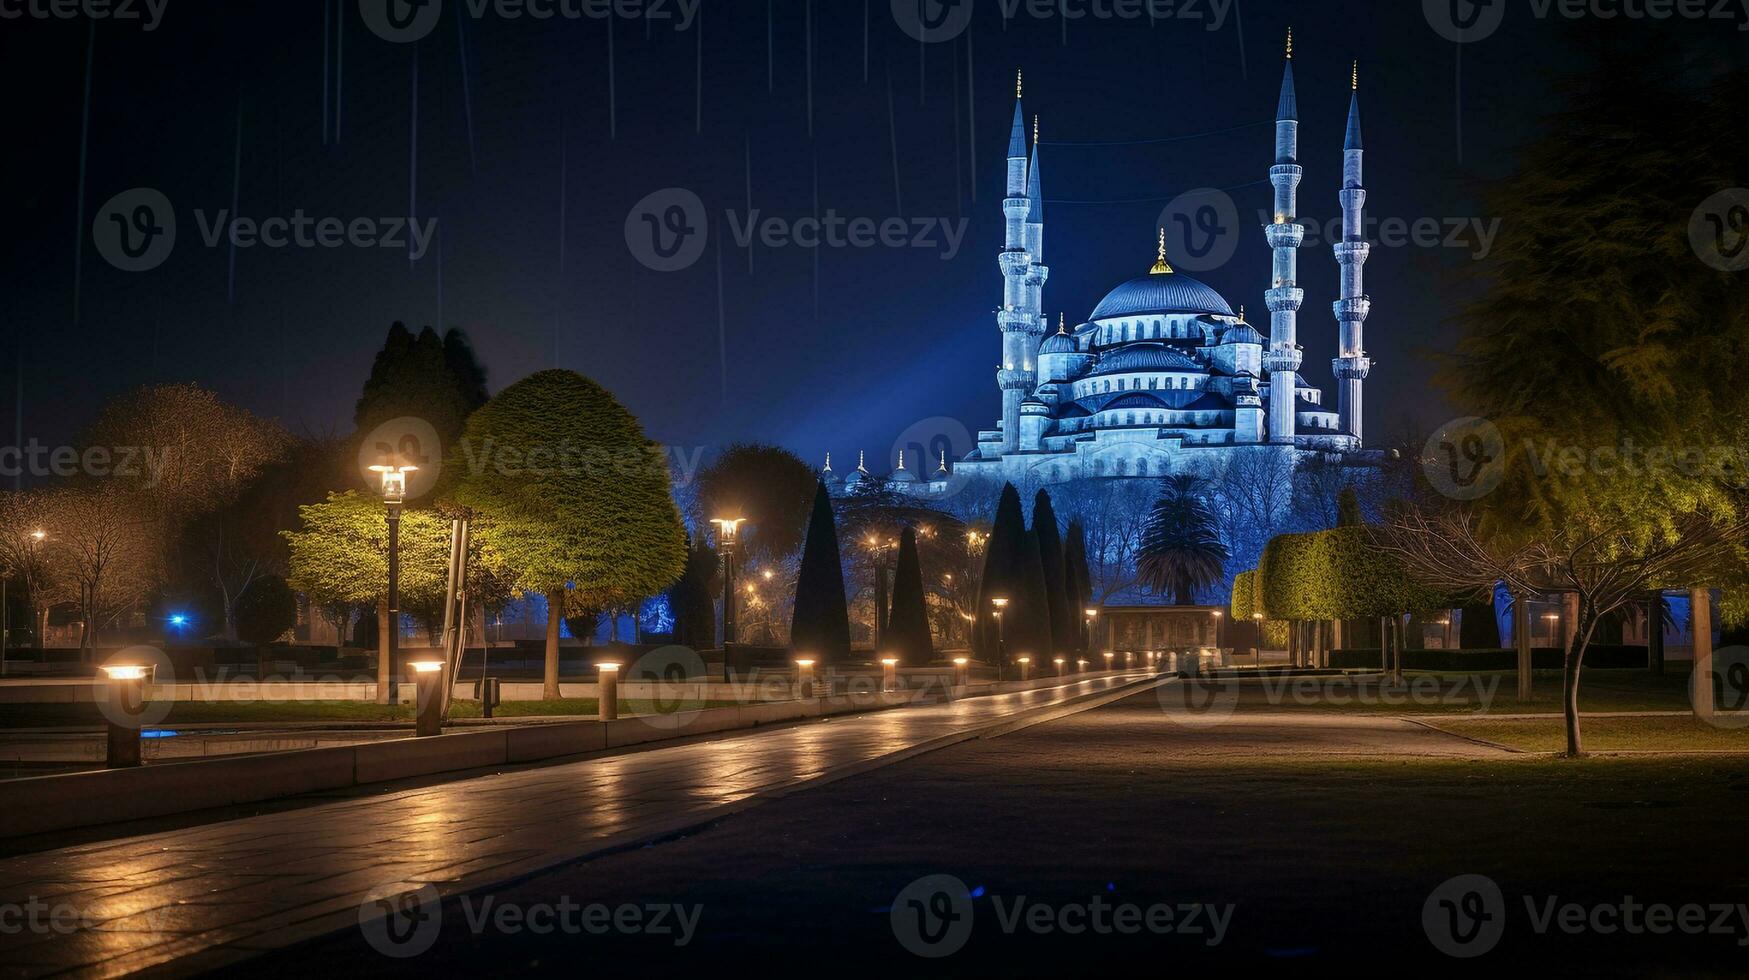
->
1138, 474, 1230, 605
694, 445, 818, 563
791, 482, 851, 662
885, 527, 932, 665
1032, 490, 1075, 656
447, 371, 685, 697
1386, 51, 1749, 755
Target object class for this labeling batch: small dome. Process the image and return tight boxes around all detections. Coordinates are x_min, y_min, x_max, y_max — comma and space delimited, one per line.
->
1090, 272, 1235, 320
1222, 323, 1265, 346
1102, 392, 1171, 412
1039, 332, 1080, 355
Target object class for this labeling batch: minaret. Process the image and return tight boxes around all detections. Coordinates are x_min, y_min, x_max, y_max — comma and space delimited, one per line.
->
1025, 115, 1050, 328
1332, 61, 1372, 446
996, 72, 1043, 454
1261, 28, 1306, 446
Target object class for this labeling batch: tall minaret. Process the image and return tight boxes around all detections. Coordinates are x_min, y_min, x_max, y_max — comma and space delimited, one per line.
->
1262, 29, 1306, 446
1332, 62, 1372, 446
1025, 116, 1050, 334
996, 71, 1043, 453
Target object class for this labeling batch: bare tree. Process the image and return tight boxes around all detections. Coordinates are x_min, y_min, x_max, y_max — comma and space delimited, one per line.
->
42, 484, 155, 656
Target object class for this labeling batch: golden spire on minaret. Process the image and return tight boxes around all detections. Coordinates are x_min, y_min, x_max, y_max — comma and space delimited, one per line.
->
1058, 312, 1067, 334
1286, 27, 1293, 60
1238, 304, 1247, 324
1016, 70, 1023, 99
1150, 228, 1174, 275
1352, 61, 1359, 91
1033, 115, 1040, 147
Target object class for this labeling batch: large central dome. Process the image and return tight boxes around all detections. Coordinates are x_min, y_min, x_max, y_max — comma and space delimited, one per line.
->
1089, 272, 1236, 321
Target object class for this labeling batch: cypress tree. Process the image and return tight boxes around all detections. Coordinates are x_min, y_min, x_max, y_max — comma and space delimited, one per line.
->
1032, 490, 1074, 656
1008, 529, 1054, 665
1459, 601, 1501, 649
791, 481, 851, 662
973, 483, 1027, 661
1064, 520, 1094, 651
885, 527, 933, 665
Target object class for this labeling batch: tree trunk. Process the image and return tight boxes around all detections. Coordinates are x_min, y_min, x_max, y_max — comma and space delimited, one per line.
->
1515, 591, 1533, 703
1647, 593, 1665, 676
1562, 598, 1596, 758
1391, 615, 1406, 686
1379, 616, 1390, 674
544, 588, 563, 701
375, 598, 392, 705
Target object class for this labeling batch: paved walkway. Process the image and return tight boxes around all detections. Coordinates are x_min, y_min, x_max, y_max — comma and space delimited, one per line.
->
0, 673, 1153, 978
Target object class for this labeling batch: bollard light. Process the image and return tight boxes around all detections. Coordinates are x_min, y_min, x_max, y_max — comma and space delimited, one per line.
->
951, 657, 970, 698
1077, 658, 1088, 673
1102, 652, 1115, 672
99, 662, 151, 768
1053, 656, 1066, 676
880, 657, 899, 693
1124, 651, 1135, 669
795, 658, 817, 700
596, 662, 622, 721
409, 660, 446, 737
1017, 656, 1032, 681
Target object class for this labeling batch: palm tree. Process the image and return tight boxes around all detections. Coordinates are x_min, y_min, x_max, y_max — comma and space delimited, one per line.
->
1137, 474, 1229, 605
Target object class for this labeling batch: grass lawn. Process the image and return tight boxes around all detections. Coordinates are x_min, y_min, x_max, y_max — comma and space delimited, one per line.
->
1424, 715, 1749, 753
1220, 667, 1695, 715
0, 698, 757, 729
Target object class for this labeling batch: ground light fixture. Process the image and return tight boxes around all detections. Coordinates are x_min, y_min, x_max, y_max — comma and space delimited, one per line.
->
1053, 656, 1067, 676
794, 658, 816, 699
408, 659, 446, 736
98, 662, 152, 767
880, 657, 899, 693
1016, 655, 1032, 681
951, 657, 970, 697
596, 662, 622, 721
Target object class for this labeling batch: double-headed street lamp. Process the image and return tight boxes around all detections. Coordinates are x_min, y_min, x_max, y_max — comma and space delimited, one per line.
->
710, 518, 746, 648
370, 463, 416, 704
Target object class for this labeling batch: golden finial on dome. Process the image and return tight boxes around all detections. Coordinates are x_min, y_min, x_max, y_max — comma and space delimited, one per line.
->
1058, 312, 1067, 335
1150, 228, 1174, 275
1286, 27, 1293, 60
1238, 304, 1247, 324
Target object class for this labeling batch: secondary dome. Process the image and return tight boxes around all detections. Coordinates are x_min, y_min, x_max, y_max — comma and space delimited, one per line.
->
1092, 343, 1199, 374
1090, 272, 1235, 320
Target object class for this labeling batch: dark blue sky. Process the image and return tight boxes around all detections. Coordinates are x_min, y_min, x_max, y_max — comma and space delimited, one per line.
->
4, 0, 1743, 474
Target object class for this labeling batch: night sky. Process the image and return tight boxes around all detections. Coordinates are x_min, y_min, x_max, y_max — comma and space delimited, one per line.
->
4, 0, 1744, 477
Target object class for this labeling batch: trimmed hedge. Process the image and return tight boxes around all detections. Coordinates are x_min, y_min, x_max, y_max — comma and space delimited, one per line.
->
1230, 570, 1257, 620
1257, 527, 1445, 621
1329, 646, 1651, 671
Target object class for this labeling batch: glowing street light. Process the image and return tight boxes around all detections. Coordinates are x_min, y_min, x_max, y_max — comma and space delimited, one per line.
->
408, 659, 446, 736
1084, 606, 1100, 651
370, 463, 418, 705
711, 518, 747, 648
990, 597, 1009, 681
795, 658, 817, 699
98, 661, 153, 767
880, 657, 899, 693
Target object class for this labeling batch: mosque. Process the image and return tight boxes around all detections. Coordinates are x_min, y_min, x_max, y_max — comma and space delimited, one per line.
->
828, 34, 1376, 496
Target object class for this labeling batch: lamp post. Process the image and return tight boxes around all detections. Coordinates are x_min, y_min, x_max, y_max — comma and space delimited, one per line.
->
866, 534, 896, 649
370, 464, 416, 704
990, 596, 1008, 681
710, 518, 746, 650
1084, 607, 1100, 653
